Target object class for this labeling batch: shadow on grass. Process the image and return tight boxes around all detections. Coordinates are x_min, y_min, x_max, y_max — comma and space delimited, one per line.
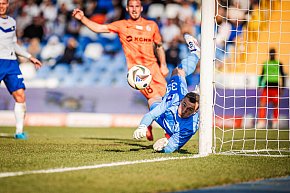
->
177, 149, 194, 154
82, 137, 153, 152
82, 137, 196, 154
82, 137, 133, 142
104, 149, 127, 152
103, 143, 152, 152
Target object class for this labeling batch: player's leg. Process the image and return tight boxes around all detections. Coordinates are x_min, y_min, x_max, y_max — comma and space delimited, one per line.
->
4, 60, 27, 139
141, 67, 167, 141
270, 88, 279, 129
257, 88, 267, 128
148, 96, 162, 108
12, 89, 27, 139
177, 33, 200, 76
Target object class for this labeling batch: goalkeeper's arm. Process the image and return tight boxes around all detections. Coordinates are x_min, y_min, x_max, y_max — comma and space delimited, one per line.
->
153, 135, 180, 153
139, 97, 168, 127
133, 100, 167, 140
133, 112, 156, 140
157, 133, 193, 153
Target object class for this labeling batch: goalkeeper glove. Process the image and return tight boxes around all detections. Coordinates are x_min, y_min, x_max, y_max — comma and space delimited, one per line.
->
133, 124, 147, 140
153, 138, 169, 152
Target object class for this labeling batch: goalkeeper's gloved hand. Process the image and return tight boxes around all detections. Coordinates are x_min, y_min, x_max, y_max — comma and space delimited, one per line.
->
153, 138, 169, 152
133, 124, 147, 140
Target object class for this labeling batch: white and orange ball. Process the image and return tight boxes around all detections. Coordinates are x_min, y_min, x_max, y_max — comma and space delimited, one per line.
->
127, 65, 152, 90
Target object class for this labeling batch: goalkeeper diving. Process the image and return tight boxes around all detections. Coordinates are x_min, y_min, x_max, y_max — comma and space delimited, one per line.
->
133, 34, 200, 153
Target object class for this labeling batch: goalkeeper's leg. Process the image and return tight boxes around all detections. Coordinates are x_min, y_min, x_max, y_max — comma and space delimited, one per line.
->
178, 34, 200, 76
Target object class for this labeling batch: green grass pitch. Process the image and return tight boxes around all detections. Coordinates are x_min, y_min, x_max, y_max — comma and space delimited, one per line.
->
0, 126, 289, 193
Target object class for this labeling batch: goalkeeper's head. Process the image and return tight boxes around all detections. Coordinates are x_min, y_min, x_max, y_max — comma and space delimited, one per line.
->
178, 92, 200, 119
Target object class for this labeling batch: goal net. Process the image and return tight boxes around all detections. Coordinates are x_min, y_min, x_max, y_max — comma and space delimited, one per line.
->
208, 0, 290, 156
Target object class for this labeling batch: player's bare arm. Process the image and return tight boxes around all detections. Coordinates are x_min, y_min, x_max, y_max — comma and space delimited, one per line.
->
155, 43, 169, 77
72, 8, 110, 33
29, 56, 42, 69
14, 43, 42, 69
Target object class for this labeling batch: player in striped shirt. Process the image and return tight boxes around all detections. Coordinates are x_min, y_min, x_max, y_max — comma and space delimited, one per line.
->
0, 0, 42, 139
72, 0, 169, 141
133, 34, 200, 153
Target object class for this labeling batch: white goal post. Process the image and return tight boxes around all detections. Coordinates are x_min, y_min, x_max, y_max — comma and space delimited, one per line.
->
199, 0, 215, 156
199, 0, 290, 156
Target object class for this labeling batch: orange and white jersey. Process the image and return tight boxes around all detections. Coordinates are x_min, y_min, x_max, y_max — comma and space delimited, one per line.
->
107, 17, 162, 69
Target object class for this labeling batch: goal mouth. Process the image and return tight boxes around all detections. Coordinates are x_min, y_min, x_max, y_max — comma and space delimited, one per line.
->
199, 0, 290, 157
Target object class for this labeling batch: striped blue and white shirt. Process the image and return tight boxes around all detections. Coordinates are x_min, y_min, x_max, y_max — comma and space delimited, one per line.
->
0, 16, 31, 60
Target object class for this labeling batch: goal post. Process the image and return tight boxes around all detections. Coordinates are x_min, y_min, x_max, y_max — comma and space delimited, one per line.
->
199, 0, 215, 156
199, 0, 290, 156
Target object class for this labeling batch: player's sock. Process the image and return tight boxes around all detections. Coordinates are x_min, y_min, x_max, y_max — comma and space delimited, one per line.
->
165, 133, 170, 139
146, 125, 153, 141
178, 34, 200, 76
14, 102, 26, 135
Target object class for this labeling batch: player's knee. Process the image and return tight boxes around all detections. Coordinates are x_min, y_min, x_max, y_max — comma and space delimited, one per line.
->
12, 90, 26, 103
14, 95, 26, 103
148, 97, 162, 107
171, 68, 185, 77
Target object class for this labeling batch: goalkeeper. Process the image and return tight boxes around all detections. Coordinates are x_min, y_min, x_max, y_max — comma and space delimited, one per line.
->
133, 34, 200, 153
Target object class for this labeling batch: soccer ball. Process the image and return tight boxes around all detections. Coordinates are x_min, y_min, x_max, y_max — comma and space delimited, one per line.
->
127, 65, 152, 90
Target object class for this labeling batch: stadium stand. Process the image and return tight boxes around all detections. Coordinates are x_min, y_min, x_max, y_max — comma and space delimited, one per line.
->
12, 0, 288, 89
10, 0, 201, 88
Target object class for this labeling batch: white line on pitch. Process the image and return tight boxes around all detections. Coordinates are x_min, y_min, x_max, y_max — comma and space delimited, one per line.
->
0, 154, 206, 178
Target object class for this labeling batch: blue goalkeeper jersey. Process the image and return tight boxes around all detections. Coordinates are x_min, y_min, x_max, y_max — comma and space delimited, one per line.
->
140, 75, 199, 153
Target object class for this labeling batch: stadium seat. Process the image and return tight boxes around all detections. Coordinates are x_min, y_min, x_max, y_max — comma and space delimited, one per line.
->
97, 0, 113, 11
35, 65, 51, 79
78, 73, 98, 86
77, 35, 93, 57
71, 64, 87, 73
83, 43, 104, 61
112, 71, 128, 87
60, 74, 81, 87
49, 64, 70, 81
98, 33, 121, 53
165, 3, 181, 19
147, 3, 165, 19
96, 70, 114, 86
19, 62, 37, 80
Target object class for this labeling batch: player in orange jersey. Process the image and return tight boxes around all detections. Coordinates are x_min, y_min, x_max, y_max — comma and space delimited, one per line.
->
72, 0, 169, 141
